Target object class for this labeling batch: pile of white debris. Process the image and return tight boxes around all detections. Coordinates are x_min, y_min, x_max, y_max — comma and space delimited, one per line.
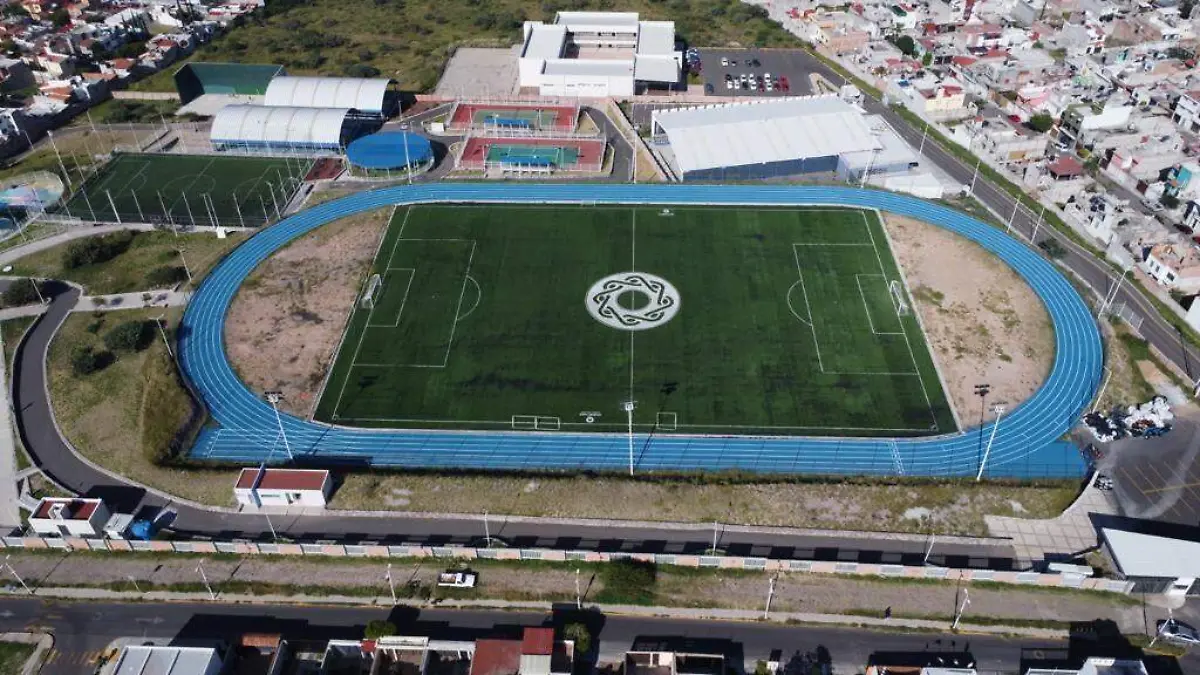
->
1082, 396, 1174, 442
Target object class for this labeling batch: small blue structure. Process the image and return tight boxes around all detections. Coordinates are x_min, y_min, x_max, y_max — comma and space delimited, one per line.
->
346, 131, 433, 171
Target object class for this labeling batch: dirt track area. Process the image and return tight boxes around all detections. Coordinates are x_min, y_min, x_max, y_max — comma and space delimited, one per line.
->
884, 214, 1054, 424
225, 208, 391, 416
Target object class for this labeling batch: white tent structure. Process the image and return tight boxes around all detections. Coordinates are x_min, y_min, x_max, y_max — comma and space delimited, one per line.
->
263, 76, 392, 116
650, 95, 881, 181
210, 104, 351, 152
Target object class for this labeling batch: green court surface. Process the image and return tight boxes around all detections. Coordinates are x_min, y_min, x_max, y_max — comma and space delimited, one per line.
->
316, 205, 955, 436
56, 153, 311, 226
486, 145, 579, 165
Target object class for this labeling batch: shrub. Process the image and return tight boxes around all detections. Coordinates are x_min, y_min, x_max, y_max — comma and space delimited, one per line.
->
146, 265, 188, 287
103, 320, 154, 353
70, 346, 113, 375
62, 231, 136, 269
1028, 113, 1055, 133
1, 278, 42, 308
364, 620, 397, 640
344, 63, 381, 78
1039, 238, 1067, 259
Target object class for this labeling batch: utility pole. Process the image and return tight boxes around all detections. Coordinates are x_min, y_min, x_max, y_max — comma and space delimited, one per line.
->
1099, 265, 1132, 317
3, 556, 31, 594
127, 575, 142, 594
264, 391, 294, 462
153, 315, 174, 360
710, 521, 720, 556
923, 532, 936, 565
951, 587, 970, 630
29, 278, 45, 305
483, 509, 491, 548
386, 563, 397, 605
623, 400, 636, 476
177, 247, 193, 286
976, 404, 1007, 481
195, 560, 216, 600
969, 157, 981, 195
263, 509, 278, 543
1092, 367, 1113, 414
575, 568, 582, 610
763, 573, 778, 618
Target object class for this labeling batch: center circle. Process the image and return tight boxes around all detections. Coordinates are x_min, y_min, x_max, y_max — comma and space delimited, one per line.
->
617, 289, 650, 311
585, 271, 680, 331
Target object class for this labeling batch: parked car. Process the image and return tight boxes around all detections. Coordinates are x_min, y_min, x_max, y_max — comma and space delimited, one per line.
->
1158, 619, 1200, 645
726, 78, 734, 90
1008, 114, 1022, 124
704, 83, 714, 94
779, 75, 790, 91
721, 57, 729, 67
751, 57, 761, 66
765, 80, 774, 92
757, 76, 765, 91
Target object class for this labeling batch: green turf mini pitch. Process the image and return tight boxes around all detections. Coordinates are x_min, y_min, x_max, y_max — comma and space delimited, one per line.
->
315, 205, 956, 436
56, 153, 311, 226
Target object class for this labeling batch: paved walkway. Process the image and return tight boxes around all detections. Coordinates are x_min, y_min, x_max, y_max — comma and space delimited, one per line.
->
0, 304, 47, 321
76, 290, 190, 313
986, 481, 1118, 565
0, 330, 21, 529
0, 224, 156, 268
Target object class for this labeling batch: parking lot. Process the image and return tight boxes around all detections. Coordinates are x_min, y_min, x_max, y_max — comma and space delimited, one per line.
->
698, 48, 818, 98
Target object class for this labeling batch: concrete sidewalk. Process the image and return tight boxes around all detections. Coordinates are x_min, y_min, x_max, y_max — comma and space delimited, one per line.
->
76, 290, 190, 313
4, 586, 1070, 639
0, 304, 47, 321
0, 224, 156, 268
0, 331, 22, 530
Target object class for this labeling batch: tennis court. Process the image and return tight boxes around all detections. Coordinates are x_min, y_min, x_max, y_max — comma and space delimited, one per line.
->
458, 136, 606, 172
55, 153, 311, 227
447, 102, 579, 132
486, 144, 580, 165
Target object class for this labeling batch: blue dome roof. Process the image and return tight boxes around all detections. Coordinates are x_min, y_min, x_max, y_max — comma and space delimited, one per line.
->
346, 131, 433, 169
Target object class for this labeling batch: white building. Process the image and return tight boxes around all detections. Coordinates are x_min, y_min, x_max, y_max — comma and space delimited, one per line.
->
235, 468, 332, 508
112, 646, 224, 675
28, 498, 110, 538
1174, 90, 1200, 134
1143, 242, 1200, 293
1102, 527, 1200, 595
518, 12, 680, 97
650, 96, 881, 181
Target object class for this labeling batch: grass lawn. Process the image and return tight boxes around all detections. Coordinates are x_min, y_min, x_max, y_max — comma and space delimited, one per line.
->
11, 229, 247, 295
0, 642, 34, 675
333, 473, 1078, 535
130, 0, 800, 93
47, 308, 237, 506
0, 128, 144, 186
54, 153, 310, 226
317, 205, 954, 436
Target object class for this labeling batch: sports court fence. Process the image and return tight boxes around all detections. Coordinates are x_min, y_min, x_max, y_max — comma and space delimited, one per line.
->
445, 100, 582, 135
454, 135, 606, 174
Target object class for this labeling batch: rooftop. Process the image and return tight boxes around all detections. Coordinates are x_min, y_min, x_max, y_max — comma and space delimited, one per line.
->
113, 646, 222, 675
236, 468, 330, 491
522, 24, 566, 61
541, 59, 632, 76
554, 11, 639, 27
468, 639, 523, 675
521, 628, 553, 657
1103, 528, 1200, 577
32, 497, 100, 521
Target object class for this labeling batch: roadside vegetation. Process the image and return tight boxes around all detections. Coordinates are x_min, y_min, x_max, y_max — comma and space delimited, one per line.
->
10, 229, 245, 295
132, 0, 802, 93
0, 642, 35, 675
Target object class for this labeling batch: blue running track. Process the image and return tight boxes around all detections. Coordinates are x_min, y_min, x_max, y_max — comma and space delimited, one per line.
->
180, 184, 1101, 478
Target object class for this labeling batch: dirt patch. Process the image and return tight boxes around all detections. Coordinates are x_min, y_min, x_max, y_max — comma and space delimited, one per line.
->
884, 214, 1054, 423
225, 208, 391, 416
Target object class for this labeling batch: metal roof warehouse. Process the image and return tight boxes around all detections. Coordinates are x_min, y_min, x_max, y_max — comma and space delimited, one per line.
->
650, 95, 882, 181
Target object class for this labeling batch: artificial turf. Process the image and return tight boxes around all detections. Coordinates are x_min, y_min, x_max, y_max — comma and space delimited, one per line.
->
314, 205, 956, 436
55, 153, 311, 226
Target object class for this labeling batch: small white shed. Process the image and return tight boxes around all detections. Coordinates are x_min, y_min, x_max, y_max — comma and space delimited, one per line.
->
235, 468, 332, 508
28, 497, 111, 538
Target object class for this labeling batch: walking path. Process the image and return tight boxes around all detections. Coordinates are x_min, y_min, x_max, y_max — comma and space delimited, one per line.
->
0, 330, 20, 529
0, 304, 47, 321
0, 224, 155, 268
76, 290, 190, 313
986, 482, 1118, 564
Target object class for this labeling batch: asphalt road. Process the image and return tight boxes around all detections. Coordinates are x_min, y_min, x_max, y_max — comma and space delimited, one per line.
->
0, 598, 1113, 675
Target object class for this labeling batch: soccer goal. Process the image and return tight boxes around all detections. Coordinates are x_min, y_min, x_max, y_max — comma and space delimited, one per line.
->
889, 280, 910, 316
360, 273, 382, 310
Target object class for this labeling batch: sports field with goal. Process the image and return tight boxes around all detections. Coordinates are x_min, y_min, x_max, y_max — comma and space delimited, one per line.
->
315, 205, 956, 436
55, 153, 311, 226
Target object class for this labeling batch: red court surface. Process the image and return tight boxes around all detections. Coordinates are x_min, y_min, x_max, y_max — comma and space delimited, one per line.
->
447, 103, 579, 132
458, 136, 605, 171
305, 158, 344, 181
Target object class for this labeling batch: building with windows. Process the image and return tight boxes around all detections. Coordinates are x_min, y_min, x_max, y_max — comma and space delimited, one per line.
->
518, 12, 680, 97
234, 467, 332, 507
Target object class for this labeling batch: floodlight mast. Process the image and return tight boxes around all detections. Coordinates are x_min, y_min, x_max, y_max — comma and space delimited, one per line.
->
622, 400, 636, 475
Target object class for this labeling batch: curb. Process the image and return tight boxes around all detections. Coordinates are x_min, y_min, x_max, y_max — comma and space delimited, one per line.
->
0, 631, 54, 675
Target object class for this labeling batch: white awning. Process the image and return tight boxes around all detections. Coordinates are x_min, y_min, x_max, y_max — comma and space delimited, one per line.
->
210, 105, 350, 147
263, 76, 390, 115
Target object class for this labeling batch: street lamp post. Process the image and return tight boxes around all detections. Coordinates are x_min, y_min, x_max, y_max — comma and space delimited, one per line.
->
622, 400, 636, 476
264, 391, 294, 462
763, 573, 778, 619
385, 563, 397, 605
195, 560, 216, 600
976, 404, 1007, 482
575, 568, 582, 609
3, 556, 31, 594
973, 383, 990, 472
951, 587, 971, 630
482, 509, 491, 548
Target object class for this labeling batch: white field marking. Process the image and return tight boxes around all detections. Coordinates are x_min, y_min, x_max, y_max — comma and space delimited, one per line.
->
311, 203, 400, 418
656, 411, 678, 431
439, 240, 478, 368
855, 273, 905, 337
785, 281, 812, 327
332, 206, 415, 416
112, 159, 150, 196
536, 416, 561, 430
512, 415, 537, 429
457, 276, 482, 320
366, 268, 415, 328
231, 165, 275, 218
791, 242, 874, 246
861, 210, 939, 428
790, 245, 825, 372
629, 208, 636, 402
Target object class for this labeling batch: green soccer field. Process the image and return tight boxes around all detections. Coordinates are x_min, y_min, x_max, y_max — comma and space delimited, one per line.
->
56, 153, 311, 226
314, 205, 956, 436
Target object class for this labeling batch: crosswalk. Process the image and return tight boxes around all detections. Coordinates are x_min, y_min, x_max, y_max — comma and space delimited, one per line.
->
42, 649, 105, 668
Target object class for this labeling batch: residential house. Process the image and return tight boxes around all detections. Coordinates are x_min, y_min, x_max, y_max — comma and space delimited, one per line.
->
1056, 99, 1135, 149
470, 628, 574, 675
1047, 155, 1086, 179
0, 58, 35, 92
625, 638, 726, 675
36, 51, 74, 78
1182, 199, 1200, 232
1144, 241, 1200, 292
1174, 89, 1199, 133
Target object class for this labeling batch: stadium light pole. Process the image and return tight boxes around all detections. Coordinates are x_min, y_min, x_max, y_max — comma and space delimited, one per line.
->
969, 157, 981, 196
104, 190, 121, 224
973, 383, 990, 471
153, 314, 174, 360
130, 190, 145, 223
46, 130, 72, 191
1005, 199, 1019, 235
29, 277, 45, 305
178, 247, 193, 286
622, 400, 636, 475
1032, 204, 1046, 241
264, 391, 295, 462
975, 403, 1006, 482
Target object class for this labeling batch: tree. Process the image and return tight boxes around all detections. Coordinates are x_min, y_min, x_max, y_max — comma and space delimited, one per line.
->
1162, 194, 1181, 210
103, 320, 155, 353
146, 265, 188, 287
1028, 113, 1055, 133
49, 8, 70, 26
894, 35, 917, 57
922, 52, 932, 66
1, 279, 43, 308
364, 620, 397, 640
63, 231, 136, 269
1038, 239, 1067, 259
563, 623, 591, 654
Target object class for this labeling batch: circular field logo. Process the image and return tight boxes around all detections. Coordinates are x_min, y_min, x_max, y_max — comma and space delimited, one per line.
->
586, 272, 680, 331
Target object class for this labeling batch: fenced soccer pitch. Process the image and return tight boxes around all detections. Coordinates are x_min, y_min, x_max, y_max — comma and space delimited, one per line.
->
53, 153, 312, 227
314, 204, 956, 436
